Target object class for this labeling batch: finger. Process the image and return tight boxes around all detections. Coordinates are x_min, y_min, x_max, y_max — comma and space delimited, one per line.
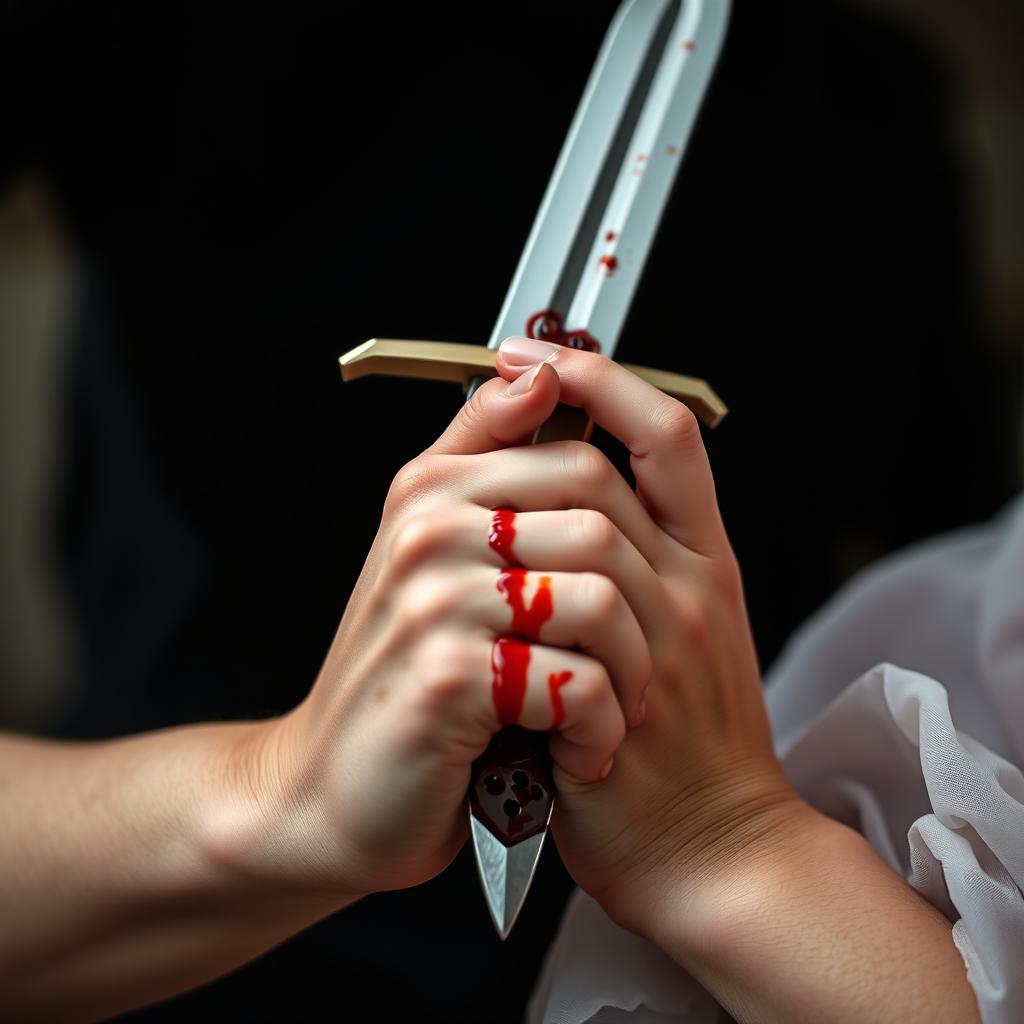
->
461, 566, 651, 729
496, 336, 727, 556
476, 507, 672, 649
391, 503, 675, 662
439, 441, 666, 567
411, 632, 626, 784
492, 637, 626, 783
426, 360, 560, 456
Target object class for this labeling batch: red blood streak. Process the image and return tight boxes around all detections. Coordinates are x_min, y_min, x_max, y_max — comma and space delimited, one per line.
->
488, 506, 521, 567
491, 637, 532, 725
497, 568, 552, 638
605, 230, 618, 242
526, 309, 601, 353
599, 254, 619, 275
486, 505, 574, 729
548, 670, 573, 728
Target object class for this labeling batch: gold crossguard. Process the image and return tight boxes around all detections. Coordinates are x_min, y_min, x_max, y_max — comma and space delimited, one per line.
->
338, 339, 728, 428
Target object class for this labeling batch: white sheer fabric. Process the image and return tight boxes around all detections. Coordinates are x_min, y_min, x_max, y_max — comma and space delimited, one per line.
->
528, 493, 1024, 1024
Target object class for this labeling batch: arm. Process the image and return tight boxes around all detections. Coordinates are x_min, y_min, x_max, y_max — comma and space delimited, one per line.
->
649, 801, 981, 1024
0, 723, 349, 1023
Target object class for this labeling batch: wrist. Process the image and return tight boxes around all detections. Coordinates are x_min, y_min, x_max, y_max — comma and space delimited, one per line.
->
641, 800, 844, 960
601, 762, 814, 945
195, 710, 364, 913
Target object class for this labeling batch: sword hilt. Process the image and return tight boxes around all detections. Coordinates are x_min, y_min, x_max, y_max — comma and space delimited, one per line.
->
470, 727, 555, 846
471, 403, 592, 848
338, 339, 728, 428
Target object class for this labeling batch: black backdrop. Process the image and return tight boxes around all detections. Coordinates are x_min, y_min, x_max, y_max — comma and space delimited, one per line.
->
2, 2, 1021, 1021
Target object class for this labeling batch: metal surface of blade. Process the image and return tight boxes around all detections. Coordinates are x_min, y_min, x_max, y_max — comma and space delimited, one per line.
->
488, 0, 731, 362
470, 816, 549, 941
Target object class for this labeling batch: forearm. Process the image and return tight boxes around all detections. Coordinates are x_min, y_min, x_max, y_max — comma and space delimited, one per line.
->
0, 721, 353, 1021
647, 806, 981, 1024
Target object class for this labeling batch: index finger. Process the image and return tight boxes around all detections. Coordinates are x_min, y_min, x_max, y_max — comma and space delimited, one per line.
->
496, 336, 728, 557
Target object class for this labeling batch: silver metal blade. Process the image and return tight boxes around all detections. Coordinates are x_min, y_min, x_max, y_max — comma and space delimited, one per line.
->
488, 0, 731, 362
470, 815, 548, 940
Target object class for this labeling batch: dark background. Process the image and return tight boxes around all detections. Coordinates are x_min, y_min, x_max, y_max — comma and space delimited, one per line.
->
1, 2, 1021, 1021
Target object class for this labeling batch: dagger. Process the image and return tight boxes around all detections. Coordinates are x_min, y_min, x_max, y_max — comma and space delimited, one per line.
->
339, 0, 731, 938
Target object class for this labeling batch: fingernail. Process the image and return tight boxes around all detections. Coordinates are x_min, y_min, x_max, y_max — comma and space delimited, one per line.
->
500, 336, 562, 367
599, 757, 614, 780
507, 361, 545, 397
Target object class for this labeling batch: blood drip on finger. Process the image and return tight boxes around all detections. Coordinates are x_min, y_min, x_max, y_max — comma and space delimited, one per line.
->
488, 506, 521, 567
496, 568, 552, 639
487, 510, 573, 727
548, 670, 574, 729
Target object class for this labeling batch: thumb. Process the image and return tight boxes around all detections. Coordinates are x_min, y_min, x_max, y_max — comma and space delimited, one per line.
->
427, 357, 560, 455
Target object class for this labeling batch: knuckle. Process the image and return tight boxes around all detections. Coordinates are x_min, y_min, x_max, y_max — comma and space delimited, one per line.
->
675, 588, 711, 651
569, 508, 617, 553
652, 400, 700, 450
578, 571, 622, 622
413, 633, 477, 710
572, 663, 612, 714
563, 440, 615, 490
709, 553, 744, 608
399, 574, 461, 634
389, 514, 450, 572
386, 457, 437, 511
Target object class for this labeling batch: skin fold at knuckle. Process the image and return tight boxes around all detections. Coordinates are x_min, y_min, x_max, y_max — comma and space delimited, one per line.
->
387, 513, 453, 576
569, 507, 618, 557
706, 551, 746, 611
563, 668, 625, 757
671, 587, 712, 655
406, 632, 481, 736
395, 573, 462, 641
562, 439, 616, 494
578, 570, 623, 626
649, 399, 701, 455
384, 456, 441, 513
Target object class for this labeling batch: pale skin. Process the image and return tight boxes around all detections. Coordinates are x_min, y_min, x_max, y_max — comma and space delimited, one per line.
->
0, 337, 981, 1023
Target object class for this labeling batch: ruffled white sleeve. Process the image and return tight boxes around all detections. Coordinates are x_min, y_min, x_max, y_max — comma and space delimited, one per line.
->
527, 495, 1024, 1024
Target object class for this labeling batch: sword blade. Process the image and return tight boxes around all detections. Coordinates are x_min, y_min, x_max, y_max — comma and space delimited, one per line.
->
488, 0, 731, 361
471, 817, 549, 941
471, 0, 732, 938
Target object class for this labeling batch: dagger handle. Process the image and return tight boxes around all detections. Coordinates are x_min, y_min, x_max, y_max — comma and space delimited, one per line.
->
470, 727, 555, 845
470, 403, 594, 847
532, 401, 594, 446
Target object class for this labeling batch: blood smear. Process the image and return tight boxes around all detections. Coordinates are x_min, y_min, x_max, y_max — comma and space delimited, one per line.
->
496, 568, 552, 639
488, 506, 521, 567
487, 510, 572, 726
491, 636, 532, 725
548, 670, 573, 729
